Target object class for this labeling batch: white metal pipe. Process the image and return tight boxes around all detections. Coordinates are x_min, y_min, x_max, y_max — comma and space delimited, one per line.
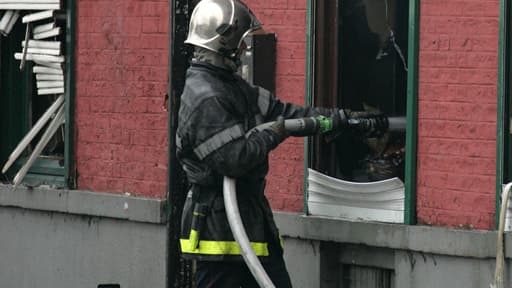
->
1, 10, 19, 36
33, 60, 62, 69
33, 65, 63, 74
0, 10, 15, 31
36, 80, 64, 88
36, 74, 63, 81
33, 27, 61, 40
490, 182, 512, 288
25, 47, 61, 56
33, 22, 54, 34
13, 104, 65, 188
14, 52, 64, 63
22, 39, 61, 49
22, 9, 54, 23
223, 177, 276, 288
19, 22, 30, 70
37, 87, 64, 95
2, 95, 64, 173
0, 4, 60, 11
0, 0, 59, 3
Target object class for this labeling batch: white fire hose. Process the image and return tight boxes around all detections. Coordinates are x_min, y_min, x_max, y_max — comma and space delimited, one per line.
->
222, 116, 406, 287
222, 117, 329, 287
223, 176, 276, 288
490, 182, 512, 288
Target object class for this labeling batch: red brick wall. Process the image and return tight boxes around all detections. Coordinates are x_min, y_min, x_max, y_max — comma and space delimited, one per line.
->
74, 0, 308, 205
417, 1, 499, 229
245, 0, 308, 212
75, 0, 502, 226
76, 0, 169, 198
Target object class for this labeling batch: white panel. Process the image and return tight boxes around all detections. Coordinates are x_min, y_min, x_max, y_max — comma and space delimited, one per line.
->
308, 202, 404, 223
307, 169, 405, 223
504, 184, 512, 231
0, 4, 60, 10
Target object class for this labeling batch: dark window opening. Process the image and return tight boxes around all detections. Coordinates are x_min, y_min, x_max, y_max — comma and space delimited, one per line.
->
0, 6, 70, 187
312, 0, 409, 183
503, 0, 512, 183
341, 265, 395, 288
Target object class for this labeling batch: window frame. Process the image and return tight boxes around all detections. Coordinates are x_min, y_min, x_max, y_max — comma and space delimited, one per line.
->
0, 0, 76, 189
497, 0, 510, 228
304, 0, 420, 224
64, 0, 76, 188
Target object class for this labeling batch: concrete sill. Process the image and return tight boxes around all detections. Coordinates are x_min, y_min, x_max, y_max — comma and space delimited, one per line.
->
0, 184, 167, 224
274, 212, 512, 259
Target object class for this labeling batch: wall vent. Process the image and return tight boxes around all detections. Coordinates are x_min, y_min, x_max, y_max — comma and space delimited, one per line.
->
342, 265, 394, 288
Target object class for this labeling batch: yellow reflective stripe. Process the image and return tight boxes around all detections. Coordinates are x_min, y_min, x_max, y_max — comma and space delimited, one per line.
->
180, 238, 269, 256
188, 229, 199, 251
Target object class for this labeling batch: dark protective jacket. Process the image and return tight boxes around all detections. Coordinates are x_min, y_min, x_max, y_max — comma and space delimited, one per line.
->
177, 60, 332, 261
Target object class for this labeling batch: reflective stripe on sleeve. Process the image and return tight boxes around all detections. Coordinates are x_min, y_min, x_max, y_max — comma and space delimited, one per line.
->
180, 238, 269, 256
254, 114, 264, 126
257, 87, 270, 117
193, 124, 245, 160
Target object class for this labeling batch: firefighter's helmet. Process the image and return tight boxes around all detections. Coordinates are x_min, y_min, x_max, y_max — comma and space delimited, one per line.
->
185, 0, 261, 58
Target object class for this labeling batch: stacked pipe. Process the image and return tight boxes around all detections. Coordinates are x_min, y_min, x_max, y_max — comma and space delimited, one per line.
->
0, 0, 60, 10
0, 10, 19, 35
0, 0, 60, 35
1, 1, 65, 188
16, 8, 64, 95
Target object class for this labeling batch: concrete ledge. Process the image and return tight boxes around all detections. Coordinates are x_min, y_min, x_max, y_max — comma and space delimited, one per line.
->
274, 212, 511, 259
0, 184, 167, 224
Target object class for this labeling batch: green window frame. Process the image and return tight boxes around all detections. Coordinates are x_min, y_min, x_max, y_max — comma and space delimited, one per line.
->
497, 0, 511, 227
0, 0, 75, 189
304, 0, 419, 224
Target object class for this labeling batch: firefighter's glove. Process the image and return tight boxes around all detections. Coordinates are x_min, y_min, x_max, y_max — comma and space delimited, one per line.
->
322, 109, 349, 143
331, 109, 349, 131
346, 111, 389, 138
266, 116, 289, 146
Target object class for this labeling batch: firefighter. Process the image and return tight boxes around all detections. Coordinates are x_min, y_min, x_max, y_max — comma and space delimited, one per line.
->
176, 0, 388, 286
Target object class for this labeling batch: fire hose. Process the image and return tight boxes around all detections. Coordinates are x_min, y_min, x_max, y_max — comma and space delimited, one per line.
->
223, 115, 406, 287
490, 182, 512, 288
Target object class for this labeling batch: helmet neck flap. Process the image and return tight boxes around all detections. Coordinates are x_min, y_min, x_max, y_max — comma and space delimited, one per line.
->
193, 47, 239, 72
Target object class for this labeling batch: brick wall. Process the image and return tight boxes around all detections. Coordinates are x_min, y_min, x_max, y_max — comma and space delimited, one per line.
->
74, 0, 308, 205
76, 0, 169, 198
245, 0, 308, 212
75, 0, 503, 225
417, 1, 499, 229
244, 1, 504, 225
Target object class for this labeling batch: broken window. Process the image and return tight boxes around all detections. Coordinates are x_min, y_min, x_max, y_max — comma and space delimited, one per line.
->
503, 1, 512, 184
307, 0, 415, 222
311, 0, 408, 181
0, 2, 74, 188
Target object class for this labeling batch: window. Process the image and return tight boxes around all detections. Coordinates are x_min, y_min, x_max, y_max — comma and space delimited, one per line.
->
500, 0, 511, 182
341, 265, 394, 288
498, 0, 512, 228
320, 243, 396, 288
305, 0, 418, 223
0, 2, 75, 188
